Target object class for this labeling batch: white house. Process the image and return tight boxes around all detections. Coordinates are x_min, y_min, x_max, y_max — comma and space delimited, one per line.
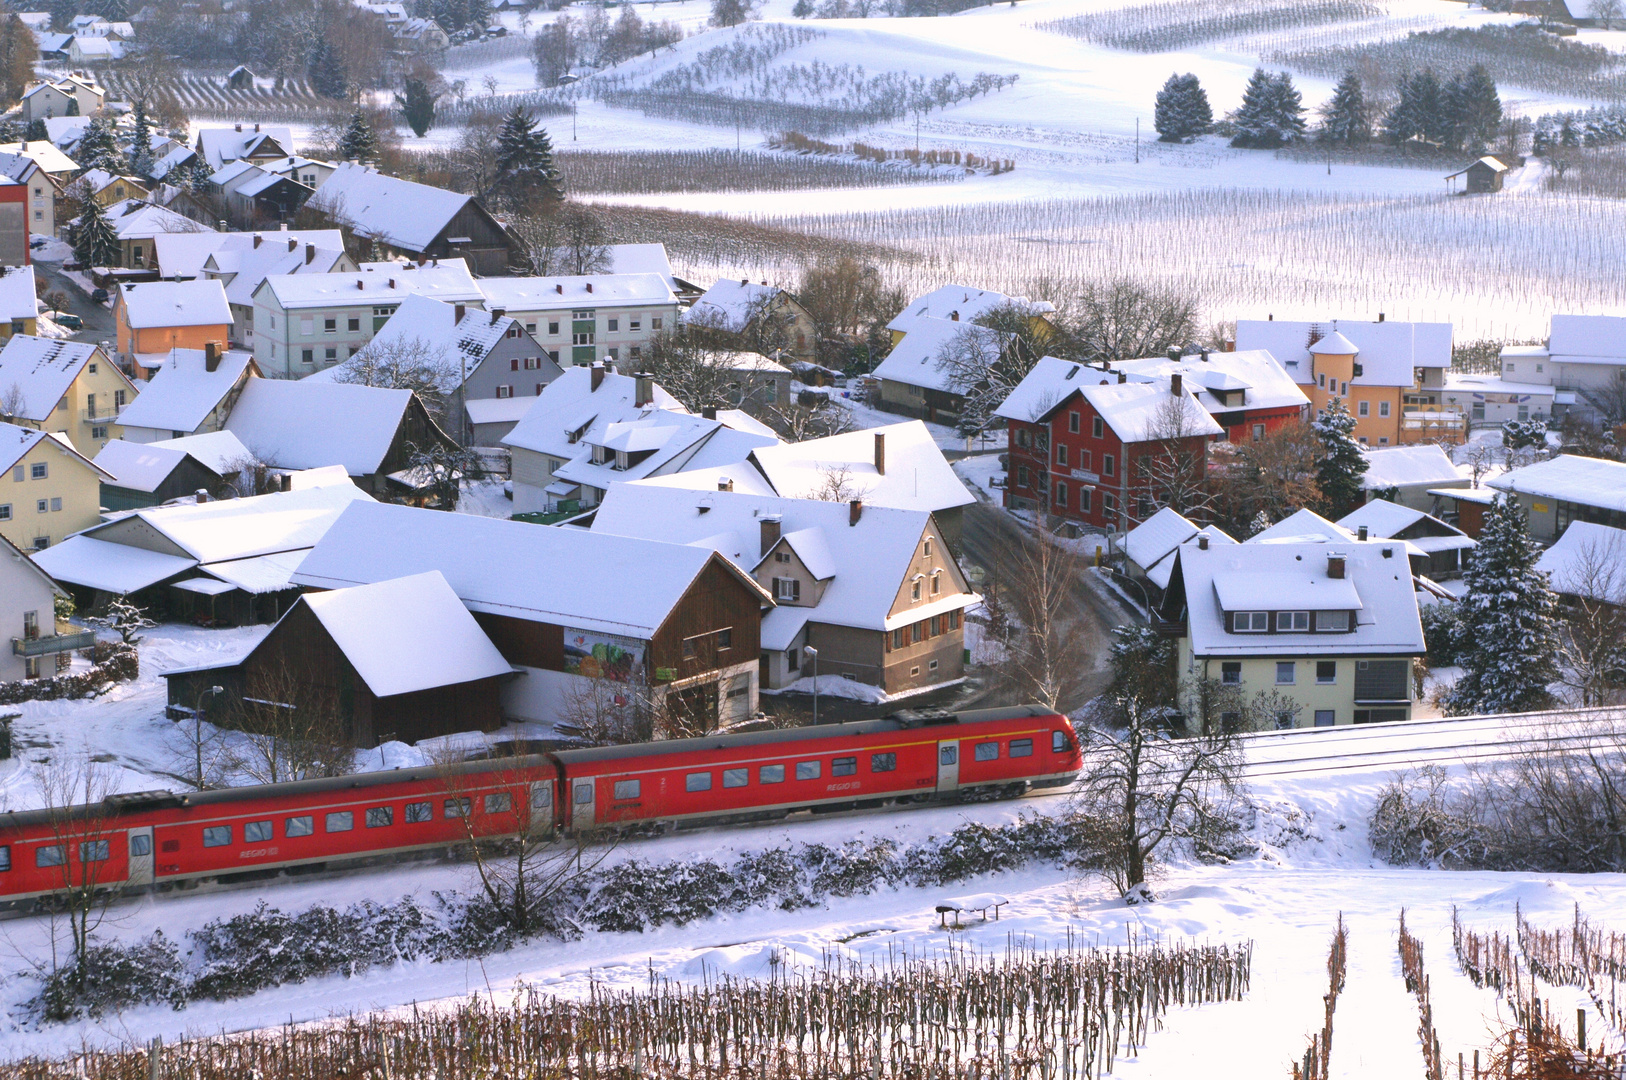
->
20, 75, 104, 122
1500, 315, 1626, 422
195, 230, 354, 345
115, 346, 259, 443
1360, 444, 1467, 510
476, 273, 679, 369
1, 531, 75, 684
871, 315, 1008, 424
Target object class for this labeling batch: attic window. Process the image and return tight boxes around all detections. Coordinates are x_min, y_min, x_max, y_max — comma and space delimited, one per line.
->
1316, 611, 1350, 631
1275, 611, 1309, 632
1231, 611, 1267, 633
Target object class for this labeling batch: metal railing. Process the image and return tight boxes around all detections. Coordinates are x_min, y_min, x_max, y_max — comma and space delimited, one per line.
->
12, 630, 96, 657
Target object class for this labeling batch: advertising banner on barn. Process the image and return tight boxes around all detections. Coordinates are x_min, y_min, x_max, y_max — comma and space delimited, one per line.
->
563, 629, 643, 681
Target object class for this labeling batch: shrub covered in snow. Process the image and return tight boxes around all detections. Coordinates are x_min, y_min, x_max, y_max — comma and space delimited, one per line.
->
32, 933, 186, 1021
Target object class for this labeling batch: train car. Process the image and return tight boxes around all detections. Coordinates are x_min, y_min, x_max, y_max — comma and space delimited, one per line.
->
554, 706, 1080, 832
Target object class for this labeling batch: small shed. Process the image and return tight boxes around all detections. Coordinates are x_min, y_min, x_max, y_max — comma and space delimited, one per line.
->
225, 65, 256, 90
92, 438, 225, 511
1445, 156, 1509, 194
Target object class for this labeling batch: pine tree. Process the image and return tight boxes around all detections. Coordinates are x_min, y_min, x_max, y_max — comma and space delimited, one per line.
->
1444, 494, 1559, 715
493, 107, 563, 208
24, 118, 46, 142
181, 155, 214, 194
308, 37, 349, 100
1383, 69, 1443, 147
1154, 72, 1211, 143
338, 110, 379, 165
71, 193, 120, 268
1318, 70, 1369, 145
395, 77, 438, 138
1230, 69, 1303, 148
75, 116, 125, 174
1268, 71, 1306, 142
1311, 397, 1367, 516
792, 0, 813, 15
1444, 64, 1501, 152
128, 98, 153, 177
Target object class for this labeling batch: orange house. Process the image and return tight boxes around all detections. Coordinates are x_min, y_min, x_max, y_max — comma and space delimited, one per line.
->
114, 279, 232, 380
1302, 332, 1405, 445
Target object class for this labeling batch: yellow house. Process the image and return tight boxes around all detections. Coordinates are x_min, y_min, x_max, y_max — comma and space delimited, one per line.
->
114, 280, 232, 379
0, 264, 39, 345
0, 336, 138, 458
1303, 332, 1404, 445
0, 421, 113, 552
885, 284, 1058, 349
70, 168, 150, 210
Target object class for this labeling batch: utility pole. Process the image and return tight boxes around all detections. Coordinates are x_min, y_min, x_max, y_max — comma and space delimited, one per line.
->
1134, 118, 1139, 164
572, 100, 577, 141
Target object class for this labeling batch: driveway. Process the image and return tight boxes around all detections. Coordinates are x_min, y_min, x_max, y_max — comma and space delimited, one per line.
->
36, 258, 116, 347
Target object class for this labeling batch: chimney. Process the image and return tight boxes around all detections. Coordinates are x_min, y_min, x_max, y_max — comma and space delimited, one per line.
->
234, 123, 242, 132
590, 363, 605, 392
740, 278, 748, 286
492, 307, 506, 319
305, 243, 315, 264
204, 341, 220, 371
1378, 312, 1386, 323
586, 282, 593, 293
489, 309, 500, 326
195, 488, 208, 503
254, 123, 260, 133
217, 220, 227, 232
356, 279, 365, 290
1170, 372, 1182, 397
949, 310, 959, 322
702, 406, 716, 420
1166, 346, 1180, 362
252, 233, 261, 249
760, 514, 782, 557
287, 237, 296, 252
388, 278, 396, 289
1117, 371, 1127, 384
280, 473, 292, 492
1358, 525, 1369, 541
1198, 533, 1209, 550
555, 283, 563, 294
634, 372, 653, 407
849, 498, 863, 526
1200, 348, 1209, 362
874, 432, 886, 476
1268, 313, 1274, 321
718, 477, 733, 492
454, 303, 466, 323
1327, 553, 1346, 580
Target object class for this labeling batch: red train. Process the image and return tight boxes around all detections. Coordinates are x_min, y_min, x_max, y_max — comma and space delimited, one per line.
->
0, 706, 1079, 912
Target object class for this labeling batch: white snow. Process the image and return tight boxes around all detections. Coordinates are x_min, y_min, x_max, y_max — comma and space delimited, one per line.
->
749, 419, 975, 513
1488, 454, 1626, 514
118, 279, 232, 330
1548, 314, 1626, 364
1236, 319, 1453, 389
872, 315, 1007, 393
259, 259, 484, 311
1361, 444, 1464, 490
888, 283, 1054, 336
115, 348, 253, 435
997, 357, 1225, 441
1534, 521, 1626, 605
306, 163, 475, 253
92, 438, 191, 492
0, 335, 108, 422
223, 377, 413, 476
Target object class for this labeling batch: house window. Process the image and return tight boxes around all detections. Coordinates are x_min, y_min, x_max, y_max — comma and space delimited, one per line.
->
1103, 492, 1117, 513
1314, 710, 1336, 727
324, 348, 337, 362
1276, 611, 1309, 631
891, 628, 903, 649
1317, 661, 1337, 684
1016, 465, 1028, 488
31, 537, 47, 550
717, 627, 731, 650
525, 322, 537, 333
911, 580, 921, 601
1221, 661, 1241, 684
1054, 481, 1066, 507
652, 317, 663, 330
324, 318, 336, 333
548, 321, 560, 334
607, 318, 619, 332
1275, 661, 1295, 684
348, 317, 360, 332
30, 463, 46, 479
36, 499, 47, 513
114, 390, 125, 407
1092, 416, 1103, 438
92, 425, 107, 440
302, 349, 314, 364
1252, 423, 1265, 440
572, 331, 594, 345
1232, 612, 1268, 632
1316, 611, 1350, 631
930, 573, 941, 595
1080, 488, 1091, 512
1056, 444, 1067, 467
630, 319, 641, 331
1069, 412, 1080, 433
0, 505, 9, 520
49, 497, 61, 511
775, 578, 800, 601
496, 385, 512, 399
1379, 401, 1391, 418
1103, 454, 1114, 477
1357, 400, 1369, 417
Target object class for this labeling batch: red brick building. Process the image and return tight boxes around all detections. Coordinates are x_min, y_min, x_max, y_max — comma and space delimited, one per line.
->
996, 358, 1223, 533
1108, 348, 1310, 444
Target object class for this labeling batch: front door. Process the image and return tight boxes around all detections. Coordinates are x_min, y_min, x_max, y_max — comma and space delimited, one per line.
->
571, 779, 595, 832
936, 741, 960, 795
126, 827, 153, 887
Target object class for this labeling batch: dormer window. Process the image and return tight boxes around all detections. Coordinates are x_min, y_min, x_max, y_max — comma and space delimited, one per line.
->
1276, 611, 1309, 632
1316, 611, 1350, 631
1232, 612, 1267, 632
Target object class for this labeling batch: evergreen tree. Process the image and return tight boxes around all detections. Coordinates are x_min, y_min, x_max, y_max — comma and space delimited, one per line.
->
1230, 69, 1304, 148
1154, 72, 1212, 143
1444, 64, 1501, 152
493, 107, 563, 207
74, 116, 125, 174
24, 118, 46, 142
1310, 397, 1367, 516
1318, 70, 1369, 145
395, 77, 438, 137
308, 37, 349, 100
792, 0, 813, 15
1444, 494, 1559, 715
71, 193, 120, 267
1383, 69, 1443, 147
128, 98, 153, 177
181, 155, 214, 194
338, 110, 380, 164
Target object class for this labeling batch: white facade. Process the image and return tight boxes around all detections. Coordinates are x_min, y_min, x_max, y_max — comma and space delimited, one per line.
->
478, 274, 680, 369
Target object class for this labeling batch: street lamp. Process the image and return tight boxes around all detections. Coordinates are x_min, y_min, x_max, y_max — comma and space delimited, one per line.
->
803, 646, 819, 726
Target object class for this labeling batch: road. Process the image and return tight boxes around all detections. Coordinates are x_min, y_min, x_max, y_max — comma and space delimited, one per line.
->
36, 258, 117, 348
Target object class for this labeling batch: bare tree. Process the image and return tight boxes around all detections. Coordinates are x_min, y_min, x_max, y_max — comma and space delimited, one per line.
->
639, 326, 754, 414
1133, 391, 1216, 521
1550, 536, 1626, 707
1, 380, 26, 421
757, 393, 856, 442
1064, 279, 1200, 365
33, 757, 119, 993
1579, 370, 1626, 427
934, 320, 1030, 438
556, 669, 663, 744
403, 439, 486, 511
1001, 529, 1094, 712
170, 701, 241, 790
801, 463, 862, 502
86, 597, 155, 645
1463, 438, 1497, 489
230, 661, 355, 785
1593, 0, 1623, 31
509, 205, 613, 277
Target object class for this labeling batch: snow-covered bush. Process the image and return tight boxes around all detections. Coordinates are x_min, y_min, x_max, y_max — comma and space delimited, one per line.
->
32, 932, 186, 1021
1367, 767, 1487, 868
804, 838, 903, 897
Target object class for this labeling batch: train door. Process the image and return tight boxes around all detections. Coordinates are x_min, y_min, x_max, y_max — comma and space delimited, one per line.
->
571, 778, 596, 831
126, 827, 154, 887
936, 741, 960, 795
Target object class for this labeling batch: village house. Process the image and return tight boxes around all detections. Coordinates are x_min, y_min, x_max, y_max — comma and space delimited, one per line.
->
194, 124, 294, 172
393, 15, 450, 49
0, 531, 83, 683
19, 75, 104, 122
65, 34, 125, 63
69, 168, 148, 209
0, 179, 28, 266
115, 345, 258, 443
1159, 534, 1426, 730
114, 279, 232, 379
164, 570, 512, 746
0, 140, 79, 186
0, 151, 61, 237
306, 163, 520, 275
249, 258, 485, 377
1534, 521, 1626, 608
32, 474, 373, 621
92, 198, 217, 270
1445, 156, 1510, 194
1500, 315, 1626, 424
0, 265, 40, 343
871, 315, 1008, 425
1438, 372, 1558, 427
1359, 444, 1467, 510
147, 143, 200, 185
1120, 506, 1237, 602
477, 273, 681, 369
0, 336, 137, 456
1337, 499, 1477, 580
1234, 318, 1455, 446
719, 351, 793, 409
1108, 348, 1311, 443
258, 156, 336, 191
997, 358, 1224, 535
600, 242, 700, 300
151, 228, 352, 342
92, 433, 237, 511
885, 284, 1056, 348
207, 159, 314, 226
684, 279, 818, 362
292, 500, 773, 732
0, 420, 112, 551
590, 485, 981, 696
1485, 454, 1626, 544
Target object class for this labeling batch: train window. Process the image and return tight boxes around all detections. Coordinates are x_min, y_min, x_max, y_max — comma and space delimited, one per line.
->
405, 802, 432, 824
685, 772, 713, 792
36, 845, 64, 868
1010, 739, 1033, 758
939, 746, 957, 766
79, 840, 110, 862
0, 845, 9, 871
531, 785, 552, 808
445, 798, 471, 818
484, 793, 512, 814
365, 807, 393, 828
130, 835, 151, 857
832, 757, 857, 777
285, 816, 314, 837
574, 785, 593, 805
973, 742, 999, 762
244, 821, 273, 843
613, 779, 641, 800
722, 768, 748, 788
760, 764, 785, 784
871, 753, 896, 773
326, 812, 354, 833
795, 761, 820, 781
203, 826, 232, 847
1052, 730, 1070, 753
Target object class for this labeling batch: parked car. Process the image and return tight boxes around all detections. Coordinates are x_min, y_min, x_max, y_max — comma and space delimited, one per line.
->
90, 288, 108, 304
55, 313, 82, 330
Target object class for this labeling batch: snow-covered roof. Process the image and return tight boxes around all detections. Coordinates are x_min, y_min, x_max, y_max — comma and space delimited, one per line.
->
995, 356, 1225, 442
1123, 506, 1236, 588
118, 279, 230, 330
502, 366, 685, 458
683, 279, 784, 334
148, 143, 197, 182
149, 429, 252, 475
204, 235, 349, 307
94, 480, 374, 564
1361, 444, 1464, 490
0, 336, 107, 422
115, 347, 252, 433
196, 549, 307, 594
194, 125, 293, 172
298, 571, 512, 697
465, 396, 534, 426
1442, 373, 1557, 397
207, 158, 260, 189
715, 409, 777, 439
886, 284, 1056, 336
1535, 521, 1626, 605
35, 31, 71, 52
93, 439, 199, 492
627, 463, 778, 497
68, 35, 122, 58
307, 162, 473, 253
333, 294, 541, 392
551, 409, 777, 492
234, 168, 305, 199
176, 228, 345, 280
1111, 349, 1309, 417
258, 259, 482, 311
31, 534, 196, 593
748, 420, 974, 514
0, 265, 35, 325
75, 167, 144, 196
872, 316, 1006, 394
1336, 499, 1430, 537
479, 273, 676, 312
100, 198, 215, 242
0, 151, 41, 187
1249, 507, 1356, 545
1488, 454, 1626, 513
1307, 330, 1359, 355
604, 243, 680, 291
1176, 538, 1425, 658
0, 140, 77, 174
223, 377, 416, 476
1234, 319, 1453, 387
292, 500, 768, 638
1547, 315, 1626, 366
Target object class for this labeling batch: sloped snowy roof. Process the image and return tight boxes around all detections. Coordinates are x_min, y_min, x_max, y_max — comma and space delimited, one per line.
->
149, 429, 252, 475
115, 347, 252, 433
1361, 444, 1465, 490
873, 316, 1007, 394
224, 377, 414, 475
748, 420, 974, 513
604, 243, 680, 291
93, 439, 194, 491
258, 259, 482, 311
1336, 499, 1430, 537
1110, 349, 1309, 417
148, 143, 197, 182
292, 500, 766, 638
1488, 454, 1626, 513
0, 265, 37, 324
194, 125, 293, 172
0, 151, 41, 188
465, 396, 533, 426
0, 335, 107, 422
1308, 331, 1360, 355
1250, 507, 1355, 544
1534, 521, 1626, 605
683, 280, 783, 334
1123, 507, 1236, 588
627, 463, 778, 497
204, 234, 349, 307
715, 409, 777, 439
1234, 319, 1453, 387
31, 534, 196, 593
1547, 315, 1626, 365
1442, 373, 1557, 398
502, 366, 685, 458
0, 421, 110, 478
307, 162, 471, 253
298, 571, 512, 697
479, 273, 675, 312
886, 284, 1055, 336
100, 198, 215, 242
325, 294, 546, 393
995, 357, 1225, 442
552, 410, 776, 492
118, 279, 231, 329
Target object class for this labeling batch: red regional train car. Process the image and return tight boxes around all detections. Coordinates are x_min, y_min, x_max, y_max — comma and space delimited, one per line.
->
0, 707, 1077, 912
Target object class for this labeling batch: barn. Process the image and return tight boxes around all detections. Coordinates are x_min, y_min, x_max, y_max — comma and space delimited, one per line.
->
1446, 156, 1510, 194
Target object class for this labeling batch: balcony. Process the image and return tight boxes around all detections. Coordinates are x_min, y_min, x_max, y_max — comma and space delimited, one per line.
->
81, 406, 121, 424
13, 630, 97, 657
